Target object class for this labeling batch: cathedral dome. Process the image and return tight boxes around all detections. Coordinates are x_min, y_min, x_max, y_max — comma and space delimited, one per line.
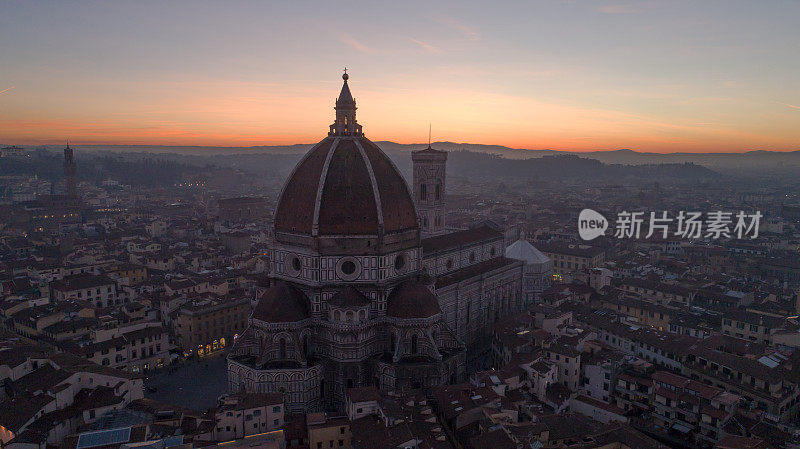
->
273, 74, 418, 239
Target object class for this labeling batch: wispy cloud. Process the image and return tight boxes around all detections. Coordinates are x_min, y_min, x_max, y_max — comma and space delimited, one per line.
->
434, 16, 480, 41
0, 86, 14, 95
779, 102, 800, 110
409, 38, 443, 54
339, 34, 371, 53
599, 4, 637, 14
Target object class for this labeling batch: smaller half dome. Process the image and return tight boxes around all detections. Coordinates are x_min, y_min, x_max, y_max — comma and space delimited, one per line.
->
387, 280, 442, 319
252, 282, 309, 323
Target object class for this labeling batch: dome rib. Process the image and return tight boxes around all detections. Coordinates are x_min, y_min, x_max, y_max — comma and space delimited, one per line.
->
316, 138, 379, 235
354, 138, 384, 229
274, 139, 334, 234
311, 137, 340, 236
361, 139, 418, 232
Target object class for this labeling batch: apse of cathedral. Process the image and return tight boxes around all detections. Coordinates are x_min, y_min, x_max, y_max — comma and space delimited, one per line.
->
227, 72, 548, 412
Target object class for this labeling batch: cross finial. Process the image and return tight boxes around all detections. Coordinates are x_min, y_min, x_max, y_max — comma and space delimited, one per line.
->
342, 67, 349, 81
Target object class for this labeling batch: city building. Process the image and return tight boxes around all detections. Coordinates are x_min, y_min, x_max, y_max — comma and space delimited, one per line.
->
51, 274, 118, 308
212, 392, 285, 441
175, 296, 250, 356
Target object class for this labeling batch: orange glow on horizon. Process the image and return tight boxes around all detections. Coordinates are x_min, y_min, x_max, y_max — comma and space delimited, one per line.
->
1, 78, 798, 153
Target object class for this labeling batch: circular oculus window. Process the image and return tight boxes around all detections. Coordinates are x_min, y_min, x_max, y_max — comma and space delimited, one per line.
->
394, 253, 406, 272
286, 253, 302, 277
336, 257, 361, 281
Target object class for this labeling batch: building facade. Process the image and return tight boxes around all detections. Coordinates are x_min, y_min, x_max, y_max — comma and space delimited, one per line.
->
50, 274, 118, 308
176, 296, 250, 356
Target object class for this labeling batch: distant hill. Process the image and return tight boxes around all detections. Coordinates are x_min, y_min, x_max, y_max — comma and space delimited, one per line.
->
12, 142, 798, 174
2, 145, 722, 189
377, 142, 800, 177
438, 152, 720, 184
6, 141, 797, 183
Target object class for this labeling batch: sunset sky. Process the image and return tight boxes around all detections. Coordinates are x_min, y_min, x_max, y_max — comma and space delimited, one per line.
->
1, 0, 799, 152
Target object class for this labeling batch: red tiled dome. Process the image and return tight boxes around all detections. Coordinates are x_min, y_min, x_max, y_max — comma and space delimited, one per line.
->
274, 136, 418, 237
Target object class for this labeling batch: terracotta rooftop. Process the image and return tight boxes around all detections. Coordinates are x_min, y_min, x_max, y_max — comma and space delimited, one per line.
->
422, 224, 502, 254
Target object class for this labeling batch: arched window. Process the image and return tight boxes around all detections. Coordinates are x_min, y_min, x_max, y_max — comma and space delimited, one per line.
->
411, 334, 418, 354
334, 310, 341, 321
302, 335, 309, 357
420, 184, 427, 201
279, 338, 287, 359
346, 311, 354, 323
390, 334, 396, 353
358, 310, 366, 322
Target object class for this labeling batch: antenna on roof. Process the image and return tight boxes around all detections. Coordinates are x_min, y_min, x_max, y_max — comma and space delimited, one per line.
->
428, 123, 432, 148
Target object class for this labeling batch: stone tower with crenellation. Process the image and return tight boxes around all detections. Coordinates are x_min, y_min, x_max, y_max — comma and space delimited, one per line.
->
412, 145, 447, 237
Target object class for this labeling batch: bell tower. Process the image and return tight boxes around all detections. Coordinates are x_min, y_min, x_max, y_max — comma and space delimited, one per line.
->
412, 145, 448, 237
63, 142, 77, 198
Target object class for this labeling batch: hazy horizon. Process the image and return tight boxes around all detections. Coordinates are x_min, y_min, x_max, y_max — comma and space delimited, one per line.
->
6, 141, 798, 156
